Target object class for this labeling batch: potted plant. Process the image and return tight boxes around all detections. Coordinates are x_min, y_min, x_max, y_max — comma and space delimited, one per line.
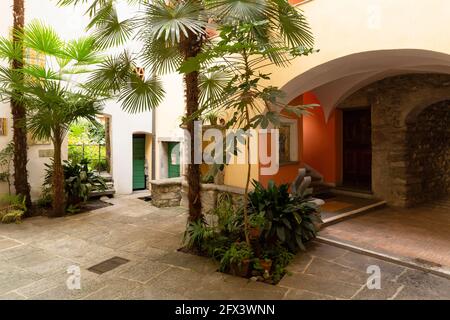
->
259, 257, 273, 273
219, 242, 253, 277
249, 212, 265, 239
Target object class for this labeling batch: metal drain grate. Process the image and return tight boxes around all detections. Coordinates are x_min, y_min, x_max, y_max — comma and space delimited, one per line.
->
88, 257, 130, 275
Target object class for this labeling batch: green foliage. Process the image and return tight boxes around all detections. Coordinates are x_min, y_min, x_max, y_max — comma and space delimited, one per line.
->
213, 193, 243, 236
184, 219, 215, 251
219, 242, 254, 273
36, 188, 53, 208
68, 119, 108, 172
182, 180, 320, 283
69, 119, 106, 145
0, 143, 14, 194
44, 158, 107, 207
248, 180, 322, 253
249, 211, 265, 229
0, 194, 27, 224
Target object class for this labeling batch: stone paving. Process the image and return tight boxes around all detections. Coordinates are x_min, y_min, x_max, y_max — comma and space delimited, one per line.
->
320, 198, 450, 270
0, 194, 449, 300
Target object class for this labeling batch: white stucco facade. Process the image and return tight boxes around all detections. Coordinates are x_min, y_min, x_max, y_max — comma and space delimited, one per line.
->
0, 0, 156, 197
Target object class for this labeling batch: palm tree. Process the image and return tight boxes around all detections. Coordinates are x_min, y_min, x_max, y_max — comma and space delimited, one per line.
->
0, 22, 104, 217
57, 0, 313, 225
11, 0, 32, 211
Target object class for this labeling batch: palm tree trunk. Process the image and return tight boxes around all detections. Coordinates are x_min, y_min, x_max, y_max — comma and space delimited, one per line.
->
182, 34, 203, 223
12, 0, 32, 212
51, 133, 66, 217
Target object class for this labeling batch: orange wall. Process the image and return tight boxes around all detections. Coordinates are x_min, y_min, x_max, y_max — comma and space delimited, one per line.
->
258, 91, 342, 187
302, 92, 342, 184
288, 0, 306, 4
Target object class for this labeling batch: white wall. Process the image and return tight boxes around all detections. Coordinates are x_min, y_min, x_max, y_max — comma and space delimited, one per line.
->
103, 101, 153, 194
154, 73, 186, 180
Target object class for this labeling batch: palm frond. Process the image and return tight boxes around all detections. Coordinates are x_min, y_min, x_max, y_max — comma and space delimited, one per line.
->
65, 37, 102, 65
0, 37, 23, 61
23, 21, 64, 57
85, 51, 134, 95
140, 37, 183, 74
118, 73, 165, 113
207, 0, 267, 22
91, 5, 135, 49
141, 0, 208, 44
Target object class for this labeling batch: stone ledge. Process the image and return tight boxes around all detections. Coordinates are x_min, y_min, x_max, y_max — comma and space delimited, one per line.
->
181, 180, 246, 195
150, 178, 182, 186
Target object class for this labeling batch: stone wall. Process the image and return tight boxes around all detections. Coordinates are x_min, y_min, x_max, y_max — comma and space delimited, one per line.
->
150, 178, 245, 211
150, 178, 182, 208
406, 101, 450, 204
181, 182, 245, 213
338, 74, 450, 206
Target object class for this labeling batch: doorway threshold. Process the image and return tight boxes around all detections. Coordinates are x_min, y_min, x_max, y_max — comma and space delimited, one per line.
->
331, 186, 374, 199
321, 199, 386, 227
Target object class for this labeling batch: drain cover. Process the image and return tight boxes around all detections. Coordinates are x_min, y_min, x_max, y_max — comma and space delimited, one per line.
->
88, 257, 130, 274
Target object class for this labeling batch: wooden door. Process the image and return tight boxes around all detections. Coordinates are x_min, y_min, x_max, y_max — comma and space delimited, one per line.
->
168, 142, 181, 178
132, 136, 146, 190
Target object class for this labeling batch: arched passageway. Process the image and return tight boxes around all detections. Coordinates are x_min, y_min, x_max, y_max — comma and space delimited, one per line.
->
406, 100, 450, 205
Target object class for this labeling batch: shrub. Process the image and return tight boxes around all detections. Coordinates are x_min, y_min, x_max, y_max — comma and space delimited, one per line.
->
219, 242, 254, 273
248, 180, 323, 253
0, 195, 27, 224
183, 179, 323, 284
44, 158, 107, 209
184, 219, 215, 251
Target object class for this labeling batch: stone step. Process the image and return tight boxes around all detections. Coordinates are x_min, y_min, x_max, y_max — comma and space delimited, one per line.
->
90, 188, 115, 199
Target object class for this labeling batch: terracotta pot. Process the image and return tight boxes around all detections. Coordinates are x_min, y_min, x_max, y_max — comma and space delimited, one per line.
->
230, 259, 251, 277
249, 227, 261, 239
260, 259, 273, 273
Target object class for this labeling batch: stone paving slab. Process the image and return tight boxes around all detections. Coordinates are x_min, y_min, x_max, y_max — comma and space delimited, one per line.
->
1, 194, 449, 300
320, 202, 450, 269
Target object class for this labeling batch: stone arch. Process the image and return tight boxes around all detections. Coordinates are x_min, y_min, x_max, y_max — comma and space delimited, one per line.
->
280, 49, 450, 120
336, 73, 450, 207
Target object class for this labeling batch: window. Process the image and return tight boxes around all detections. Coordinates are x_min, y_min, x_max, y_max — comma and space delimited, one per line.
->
278, 118, 298, 165
0, 118, 7, 136
25, 48, 45, 67
279, 125, 291, 164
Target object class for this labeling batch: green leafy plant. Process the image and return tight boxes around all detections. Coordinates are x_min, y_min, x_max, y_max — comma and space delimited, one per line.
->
66, 204, 81, 215
213, 193, 242, 236
44, 158, 107, 210
36, 188, 53, 209
248, 180, 322, 253
184, 219, 215, 251
0, 143, 14, 195
219, 242, 254, 275
0, 194, 27, 224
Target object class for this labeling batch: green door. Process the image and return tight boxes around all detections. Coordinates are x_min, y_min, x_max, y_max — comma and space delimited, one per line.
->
133, 136, 146, 190
168, 142, 181, 178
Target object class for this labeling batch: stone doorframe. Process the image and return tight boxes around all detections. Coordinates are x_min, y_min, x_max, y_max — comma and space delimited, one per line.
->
337, 73, 450, 207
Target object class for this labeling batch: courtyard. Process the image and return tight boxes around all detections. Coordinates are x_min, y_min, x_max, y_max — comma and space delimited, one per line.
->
1, 195, 449, 300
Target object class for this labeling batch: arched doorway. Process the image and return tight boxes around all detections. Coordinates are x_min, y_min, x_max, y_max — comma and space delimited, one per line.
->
405, 100, 450, 205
